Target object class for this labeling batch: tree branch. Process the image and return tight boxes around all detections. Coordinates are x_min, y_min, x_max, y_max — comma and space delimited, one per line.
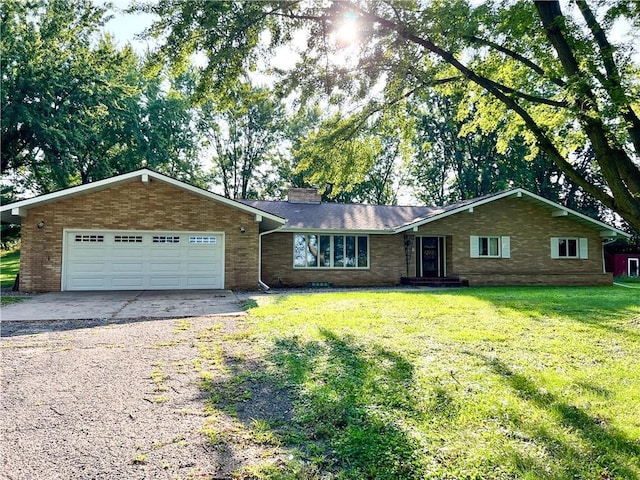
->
535, 1, 640, 201
344, 1, 618, 212
464, 34, 566, 88
575, 0, 640, 155
485, 78, 568, 107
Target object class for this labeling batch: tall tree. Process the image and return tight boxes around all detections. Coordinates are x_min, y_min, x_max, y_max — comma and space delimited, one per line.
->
199, 82, 286, 199
1, 0, 203, 193
409, 91, 564, 206
135, 71, 203, 184
143, 0, 640, 232
293, 105, 412, 204
2, 0, 116, 190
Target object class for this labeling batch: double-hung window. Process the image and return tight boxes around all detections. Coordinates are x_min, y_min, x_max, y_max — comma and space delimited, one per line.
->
294, 234, 369, 268
550, 237, 588, 259
470, 236, 510, 258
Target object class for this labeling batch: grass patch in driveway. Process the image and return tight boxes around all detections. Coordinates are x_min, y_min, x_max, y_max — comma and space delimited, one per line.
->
200, 286, 640, 479
1, 295, 28, 306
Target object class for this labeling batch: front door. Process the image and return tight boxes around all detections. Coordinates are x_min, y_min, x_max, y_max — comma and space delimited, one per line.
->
416, 236, 445, 277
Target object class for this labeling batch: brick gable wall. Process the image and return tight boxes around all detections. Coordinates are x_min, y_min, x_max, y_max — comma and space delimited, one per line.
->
415, 196, 611, 285
19, 178, 259, 291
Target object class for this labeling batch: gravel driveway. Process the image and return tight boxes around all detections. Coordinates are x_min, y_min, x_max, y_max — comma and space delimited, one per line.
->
0, 315, 290, 480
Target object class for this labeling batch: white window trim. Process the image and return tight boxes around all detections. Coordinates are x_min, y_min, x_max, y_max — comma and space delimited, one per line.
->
550, 237, 588, 259
628, 258, 640, 276
293, 233, 370, 269
470, 235, 511, 259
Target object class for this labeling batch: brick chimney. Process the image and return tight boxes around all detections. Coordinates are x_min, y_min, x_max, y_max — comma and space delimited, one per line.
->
287, 187, 321, 204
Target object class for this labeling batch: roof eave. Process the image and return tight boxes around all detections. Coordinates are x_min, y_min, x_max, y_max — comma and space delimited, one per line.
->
394, 188, 631, 238
0, 169, 287, 226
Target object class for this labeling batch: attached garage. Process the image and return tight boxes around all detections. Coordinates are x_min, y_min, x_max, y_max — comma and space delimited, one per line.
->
0, 169, 286, 292
63, 230, 224, 291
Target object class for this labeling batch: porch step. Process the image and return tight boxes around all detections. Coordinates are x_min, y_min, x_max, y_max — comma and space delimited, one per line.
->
400, 277, 468, 288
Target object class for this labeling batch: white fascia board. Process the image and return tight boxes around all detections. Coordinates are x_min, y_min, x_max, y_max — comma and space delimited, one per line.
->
516, 189, 630, 237
0, 168, 151, 213
0, 168, 287, 226
394, 188, 630, 238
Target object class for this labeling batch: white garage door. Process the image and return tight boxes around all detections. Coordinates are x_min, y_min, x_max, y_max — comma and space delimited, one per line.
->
63, 230, 224, 291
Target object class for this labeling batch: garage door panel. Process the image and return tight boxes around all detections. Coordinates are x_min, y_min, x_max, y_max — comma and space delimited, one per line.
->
68, 261, 107, 274
186, 262, 219, 273
111, 250, 144, 260
70, 248, 108, 259
111, 277, 145, 288
150, 262, 182, 274
64, 230, 224, 291
149, 276, 183, 288
187, 247, 222, 262
111, 262, 144, 273
187, 276, 223, 288
67, 277, 106, 289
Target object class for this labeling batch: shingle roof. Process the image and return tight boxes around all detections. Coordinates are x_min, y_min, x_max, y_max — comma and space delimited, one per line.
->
239, 190, 509, 232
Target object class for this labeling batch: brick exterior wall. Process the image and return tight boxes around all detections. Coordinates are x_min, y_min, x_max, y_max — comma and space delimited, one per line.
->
19, 183, 612, 291
261, 232, 408, 287
414, 196, 611, 286
19, 178, 259, 291
260, 195, 611, 288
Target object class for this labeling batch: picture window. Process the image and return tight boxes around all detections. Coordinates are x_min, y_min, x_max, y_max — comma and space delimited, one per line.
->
294, 234, 369, 268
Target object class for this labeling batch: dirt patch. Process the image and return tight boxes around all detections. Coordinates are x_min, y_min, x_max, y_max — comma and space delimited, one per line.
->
0, 316, 292, 479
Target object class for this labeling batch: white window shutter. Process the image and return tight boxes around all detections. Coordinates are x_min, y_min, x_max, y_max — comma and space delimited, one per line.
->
579, 238, 588, 259
470, 236, 479, 258
550, 238, 559, 259
501, 236, 511, 258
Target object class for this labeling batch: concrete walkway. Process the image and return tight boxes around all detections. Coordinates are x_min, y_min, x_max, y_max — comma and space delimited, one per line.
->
0, 290, 247, 322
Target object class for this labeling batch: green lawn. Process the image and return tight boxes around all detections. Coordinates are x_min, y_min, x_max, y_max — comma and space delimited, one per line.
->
0, 248, 20, 289
0, 248, 27, 305
615, 276, 640, 288
197, 287, 640, 479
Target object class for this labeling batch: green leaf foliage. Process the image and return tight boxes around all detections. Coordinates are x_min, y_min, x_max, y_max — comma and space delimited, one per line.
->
144, 0, 640, 232
1, 0, 204, 193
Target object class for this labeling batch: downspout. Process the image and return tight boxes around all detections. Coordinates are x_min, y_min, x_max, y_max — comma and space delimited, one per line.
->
602, 238, 617, 273
259, 228, 282, 291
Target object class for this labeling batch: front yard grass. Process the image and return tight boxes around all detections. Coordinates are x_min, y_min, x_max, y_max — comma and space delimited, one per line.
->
200, 287, 640, 479
0, 248, 27, 306
615, 276, 640, 288
1, 248, 20, 289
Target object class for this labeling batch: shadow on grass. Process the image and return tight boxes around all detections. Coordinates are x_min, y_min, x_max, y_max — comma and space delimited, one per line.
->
197, 319, 639, 479
199, 328, 428, 479
274, 329, 424, 479
473, 352, 640, 479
